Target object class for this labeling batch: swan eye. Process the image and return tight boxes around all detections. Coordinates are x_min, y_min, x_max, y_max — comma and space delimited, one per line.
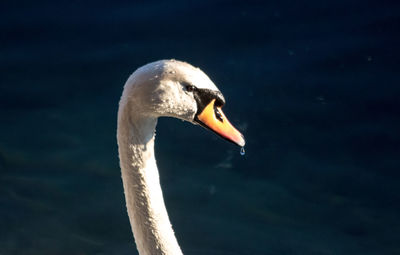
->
214, 107, 223, 122
184, 84, 195, 92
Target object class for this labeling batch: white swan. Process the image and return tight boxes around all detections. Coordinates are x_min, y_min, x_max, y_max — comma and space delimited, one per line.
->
117, 60, 245, 255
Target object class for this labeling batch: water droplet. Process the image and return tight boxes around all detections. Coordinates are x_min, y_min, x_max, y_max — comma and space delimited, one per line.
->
240, 147, 245, 156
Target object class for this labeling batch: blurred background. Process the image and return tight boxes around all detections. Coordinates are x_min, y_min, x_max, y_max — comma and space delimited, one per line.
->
1, 0, 399, 254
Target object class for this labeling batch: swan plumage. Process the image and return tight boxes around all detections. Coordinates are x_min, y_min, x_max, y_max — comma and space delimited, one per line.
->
117, 60, 245, 255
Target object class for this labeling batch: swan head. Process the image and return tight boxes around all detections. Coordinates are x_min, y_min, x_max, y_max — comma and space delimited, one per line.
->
122, 59, 245, 147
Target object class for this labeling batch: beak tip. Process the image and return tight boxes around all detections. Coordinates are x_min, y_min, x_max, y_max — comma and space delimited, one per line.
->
237, 134, 246, 147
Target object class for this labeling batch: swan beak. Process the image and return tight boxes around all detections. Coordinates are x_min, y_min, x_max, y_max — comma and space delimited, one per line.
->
195, 99, 245, 147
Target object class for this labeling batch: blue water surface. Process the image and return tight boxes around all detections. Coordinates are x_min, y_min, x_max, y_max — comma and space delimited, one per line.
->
1, 1, 399, 254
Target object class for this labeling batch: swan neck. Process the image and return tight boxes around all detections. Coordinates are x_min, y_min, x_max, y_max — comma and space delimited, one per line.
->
117, 108, 182, 255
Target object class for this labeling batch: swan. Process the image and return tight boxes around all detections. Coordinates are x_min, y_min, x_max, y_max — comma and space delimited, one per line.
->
117, 59, 245, 255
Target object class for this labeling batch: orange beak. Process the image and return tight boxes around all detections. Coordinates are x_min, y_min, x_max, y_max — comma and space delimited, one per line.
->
196, 99, 245, 147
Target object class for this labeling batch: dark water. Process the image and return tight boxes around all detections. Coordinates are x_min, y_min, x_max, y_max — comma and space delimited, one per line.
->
1, 1, 400, 254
